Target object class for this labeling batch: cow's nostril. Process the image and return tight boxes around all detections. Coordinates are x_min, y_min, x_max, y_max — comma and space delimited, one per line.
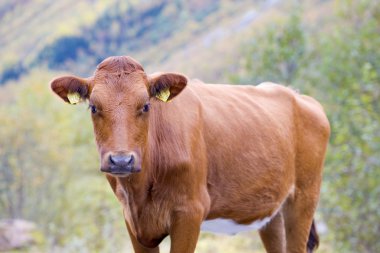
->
128, 155, 134, 165
109, 155, 116, 165
109, 154, 134, 167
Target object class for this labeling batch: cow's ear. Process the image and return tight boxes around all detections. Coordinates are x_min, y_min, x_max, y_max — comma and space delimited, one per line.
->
148, 73, 187, 102
50, 76, 92, 104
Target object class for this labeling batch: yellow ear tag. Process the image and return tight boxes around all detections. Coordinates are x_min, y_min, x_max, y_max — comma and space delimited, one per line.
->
156, 88, 170, 102
67, 92, 81, 104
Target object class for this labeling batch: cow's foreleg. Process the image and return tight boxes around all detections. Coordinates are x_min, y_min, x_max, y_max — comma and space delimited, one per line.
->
259, 211, 286, 253
126, 221, 160, 253
169, 209, 203, 253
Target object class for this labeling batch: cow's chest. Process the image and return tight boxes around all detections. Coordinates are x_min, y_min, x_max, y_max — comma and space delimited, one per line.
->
115, 183, 170, 238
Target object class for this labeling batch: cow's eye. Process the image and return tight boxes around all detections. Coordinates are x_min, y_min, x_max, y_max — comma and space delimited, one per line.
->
89, 105, 97, 114
142, 103, 150, 113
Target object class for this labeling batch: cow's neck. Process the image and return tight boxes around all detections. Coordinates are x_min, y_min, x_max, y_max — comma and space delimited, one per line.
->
115, 163, 151, 205
113, 168, 151, 233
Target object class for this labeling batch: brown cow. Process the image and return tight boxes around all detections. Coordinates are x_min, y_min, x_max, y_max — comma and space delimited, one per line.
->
50, 56, 330, 253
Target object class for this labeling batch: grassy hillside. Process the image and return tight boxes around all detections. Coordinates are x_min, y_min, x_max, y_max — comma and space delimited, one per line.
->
0, 0, 335, 84
0, 0, 286, 83
0, 0, 116, 78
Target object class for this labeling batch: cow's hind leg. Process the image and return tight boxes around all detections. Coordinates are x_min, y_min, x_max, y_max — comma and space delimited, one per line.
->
282, 186, 320, 253
259, 211, 286, 253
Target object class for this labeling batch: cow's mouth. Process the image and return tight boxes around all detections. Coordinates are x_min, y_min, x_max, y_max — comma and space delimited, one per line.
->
100, 166, 141, 176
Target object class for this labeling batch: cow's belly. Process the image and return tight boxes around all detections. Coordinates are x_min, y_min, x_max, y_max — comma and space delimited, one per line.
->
201, 187, 294, 235
201, 216, 272, 235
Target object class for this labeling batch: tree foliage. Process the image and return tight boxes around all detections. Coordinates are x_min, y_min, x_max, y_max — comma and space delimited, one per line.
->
230, 13, 305, 85
316, 1, 380, 252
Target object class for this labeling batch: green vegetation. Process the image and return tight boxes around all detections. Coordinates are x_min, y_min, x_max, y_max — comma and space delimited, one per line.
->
230, 12, 306, 85
0, 0, 379, 252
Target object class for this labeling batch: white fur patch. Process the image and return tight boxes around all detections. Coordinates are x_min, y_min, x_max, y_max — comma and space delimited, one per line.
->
201, 216, 272, 235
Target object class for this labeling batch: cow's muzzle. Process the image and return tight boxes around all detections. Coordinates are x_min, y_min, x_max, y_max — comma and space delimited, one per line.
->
101, 152, 141, 176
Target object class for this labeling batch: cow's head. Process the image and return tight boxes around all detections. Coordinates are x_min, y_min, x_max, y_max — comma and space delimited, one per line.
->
50, 56, 187, 177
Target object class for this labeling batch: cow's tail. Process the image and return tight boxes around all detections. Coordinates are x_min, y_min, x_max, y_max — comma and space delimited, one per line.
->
307, 219, 319, 253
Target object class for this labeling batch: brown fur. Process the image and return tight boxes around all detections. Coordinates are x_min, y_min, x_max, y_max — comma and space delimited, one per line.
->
51, 56, 330, 253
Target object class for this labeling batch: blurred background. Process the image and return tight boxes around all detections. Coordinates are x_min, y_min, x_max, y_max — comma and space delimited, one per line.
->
0, 0, 379, 252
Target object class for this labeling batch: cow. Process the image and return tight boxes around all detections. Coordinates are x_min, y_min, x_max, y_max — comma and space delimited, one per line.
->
50, 56, 330, 253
